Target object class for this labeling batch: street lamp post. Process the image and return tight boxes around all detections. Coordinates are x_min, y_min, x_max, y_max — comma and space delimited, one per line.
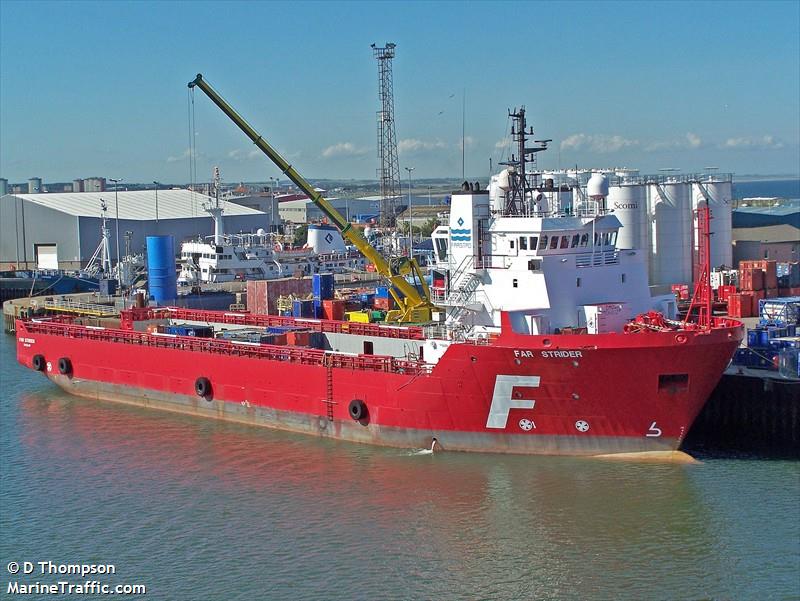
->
109, 178, 123, 284
152, 181, 160, 225
269, 177, 276, 232
404, 167, 415, 258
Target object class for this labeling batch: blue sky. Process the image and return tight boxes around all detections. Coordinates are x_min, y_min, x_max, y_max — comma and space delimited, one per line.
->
1, 0, 798, 184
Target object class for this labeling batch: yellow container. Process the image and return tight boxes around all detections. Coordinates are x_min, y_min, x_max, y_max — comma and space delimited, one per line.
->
345, 311, 371, 323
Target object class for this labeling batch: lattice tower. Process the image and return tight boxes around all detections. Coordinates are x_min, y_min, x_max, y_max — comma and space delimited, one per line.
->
372, 43, 401, 227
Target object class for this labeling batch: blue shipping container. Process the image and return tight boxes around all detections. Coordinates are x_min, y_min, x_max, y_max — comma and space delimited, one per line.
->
312, 273, 335, 300
376, 286, 390, 299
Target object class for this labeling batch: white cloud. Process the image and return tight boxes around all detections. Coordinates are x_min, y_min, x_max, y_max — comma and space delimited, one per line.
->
166, 148, 192, 163
228, 148, 279, 161
645, 132, 704, 152
321, 142, 368, 159
494, 137, 511, 150
398, 138, 447, 154
459, 136, 476, 150
560, 133, 639, 153
686, 132, 703, 149
722, 135, 784, 149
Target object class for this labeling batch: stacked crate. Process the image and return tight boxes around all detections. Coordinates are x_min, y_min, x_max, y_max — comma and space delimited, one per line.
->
312, 273, 335, 319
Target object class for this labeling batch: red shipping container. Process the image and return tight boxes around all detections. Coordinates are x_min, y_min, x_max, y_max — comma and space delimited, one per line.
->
372, 296, 397, 310
322, 299, 345, 321
671, 284, 690, 300
739, 268, 764, 291
791, 287, 800, 296
287, 331, 311, 346
764, 261, 778, 290
247, 277, 312, 315
765, 288, 779, 298
778, 288, 791, 297
728, 293, 753, 318
751, 289, 766, 302
717, 285, 737, 303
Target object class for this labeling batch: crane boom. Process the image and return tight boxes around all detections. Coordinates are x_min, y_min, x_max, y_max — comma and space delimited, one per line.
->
188, 73, 436, 323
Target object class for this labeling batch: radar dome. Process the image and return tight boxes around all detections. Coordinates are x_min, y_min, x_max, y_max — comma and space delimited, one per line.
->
256, 228, 266, 235
587, 173, 609, 199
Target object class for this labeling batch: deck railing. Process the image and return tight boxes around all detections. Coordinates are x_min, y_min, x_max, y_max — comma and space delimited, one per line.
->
20, 318, 432, 376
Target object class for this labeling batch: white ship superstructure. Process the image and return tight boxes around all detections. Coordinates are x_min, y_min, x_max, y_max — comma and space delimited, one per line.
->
178, 168, 367, 284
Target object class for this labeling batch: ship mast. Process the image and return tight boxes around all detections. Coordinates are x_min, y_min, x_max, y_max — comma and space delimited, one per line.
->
499, 107, 550, 215
206, 166, 225, 245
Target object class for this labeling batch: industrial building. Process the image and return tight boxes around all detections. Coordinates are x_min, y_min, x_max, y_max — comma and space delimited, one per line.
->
732, 225, 800, 264
0, 189, 272, 270
278, 194, 379, 224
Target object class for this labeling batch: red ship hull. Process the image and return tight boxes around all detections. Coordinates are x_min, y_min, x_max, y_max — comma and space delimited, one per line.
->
15, 311, 742, 457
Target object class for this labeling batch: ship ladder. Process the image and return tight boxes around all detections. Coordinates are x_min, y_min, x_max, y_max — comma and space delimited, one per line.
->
322, 355, 336, 422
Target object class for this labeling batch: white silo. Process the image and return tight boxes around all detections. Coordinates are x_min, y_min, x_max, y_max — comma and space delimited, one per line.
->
73, 178, 84, 193
608, 182, 648, 252
649, 180, 693, 286
28, 177, 42, 193
692, 176, 733, 269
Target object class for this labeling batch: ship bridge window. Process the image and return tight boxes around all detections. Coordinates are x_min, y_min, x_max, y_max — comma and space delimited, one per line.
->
539, 236, 548, 250
571, 235, 580, 248
549, 236, 559, 250
529, 236, 538, 249
560, 236, 570, 249
580, 234, 588, 247
510, 239, 515, 249
658, 373, 689, 393
520, 236, 528, 250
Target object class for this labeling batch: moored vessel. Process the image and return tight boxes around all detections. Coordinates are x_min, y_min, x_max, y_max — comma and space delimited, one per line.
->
15, 75, 743, 458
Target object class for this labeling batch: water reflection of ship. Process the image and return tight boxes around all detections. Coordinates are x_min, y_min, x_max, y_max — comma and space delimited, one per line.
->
17, 392, 717, 577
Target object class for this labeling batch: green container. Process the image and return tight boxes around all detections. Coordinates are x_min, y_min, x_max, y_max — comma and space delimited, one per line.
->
371, 310, 386, 321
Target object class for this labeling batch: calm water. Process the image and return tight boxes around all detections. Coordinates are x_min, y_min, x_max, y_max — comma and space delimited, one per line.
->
1, 336, 798, 600
733, 178, 799, 201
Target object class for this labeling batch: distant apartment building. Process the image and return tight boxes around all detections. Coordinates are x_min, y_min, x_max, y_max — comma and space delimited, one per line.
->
83, 177, 106, 192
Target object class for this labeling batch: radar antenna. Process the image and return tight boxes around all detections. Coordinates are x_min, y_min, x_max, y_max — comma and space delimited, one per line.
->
498, 107, 549, 215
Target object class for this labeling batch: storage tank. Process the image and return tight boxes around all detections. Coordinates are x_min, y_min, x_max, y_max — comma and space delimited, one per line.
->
146, 235, 177, 304
608, 182, 648, 252
649, 181, 692, 286
692, 177, 733, 269
28, 177, 42, 194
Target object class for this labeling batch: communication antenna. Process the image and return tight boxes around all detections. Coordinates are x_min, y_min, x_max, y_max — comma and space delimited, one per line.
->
371, 42, 401, 227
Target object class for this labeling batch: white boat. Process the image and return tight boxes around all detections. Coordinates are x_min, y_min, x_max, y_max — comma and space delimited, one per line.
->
178, 224, 368, 284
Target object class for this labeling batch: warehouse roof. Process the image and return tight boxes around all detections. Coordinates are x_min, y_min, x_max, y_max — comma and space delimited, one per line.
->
1, 189, 264, 220
732, 224, 800, 243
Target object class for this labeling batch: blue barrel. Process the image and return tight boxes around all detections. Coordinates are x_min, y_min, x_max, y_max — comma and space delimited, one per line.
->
757, 329, 770, 347
312, 273, 334, 300
747, 329, 760, 348
146, 236, 177, 305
